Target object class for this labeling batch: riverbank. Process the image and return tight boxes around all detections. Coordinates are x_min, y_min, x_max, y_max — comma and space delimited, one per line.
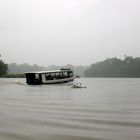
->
0, 74, 25, 78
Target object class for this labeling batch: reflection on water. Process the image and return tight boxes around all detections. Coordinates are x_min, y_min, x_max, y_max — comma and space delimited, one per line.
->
0, 78, 140, 140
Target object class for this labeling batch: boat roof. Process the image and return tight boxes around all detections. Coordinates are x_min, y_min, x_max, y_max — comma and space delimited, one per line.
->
24, 68, 73, 74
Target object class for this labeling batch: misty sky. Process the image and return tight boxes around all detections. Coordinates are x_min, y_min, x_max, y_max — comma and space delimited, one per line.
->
0, 0, 140, 66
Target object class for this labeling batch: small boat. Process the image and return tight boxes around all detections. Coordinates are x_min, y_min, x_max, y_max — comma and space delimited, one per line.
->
71, 83, 87, 88
25, 68, 75, 85
75, 75, 80, 78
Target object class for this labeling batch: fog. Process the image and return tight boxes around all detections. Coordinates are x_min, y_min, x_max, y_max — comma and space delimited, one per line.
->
0, 0, 140, 66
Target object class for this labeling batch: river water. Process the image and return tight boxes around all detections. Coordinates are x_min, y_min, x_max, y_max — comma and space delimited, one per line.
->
0, 78, 140, 140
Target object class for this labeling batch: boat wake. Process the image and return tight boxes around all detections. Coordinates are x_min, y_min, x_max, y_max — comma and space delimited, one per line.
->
0, 79, 26, 86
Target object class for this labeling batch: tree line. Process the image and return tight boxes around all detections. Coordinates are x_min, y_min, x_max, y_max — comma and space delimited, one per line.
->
84, 56, 140, 77
8, 63, 87, 77
1, 55, 140, 78
0, 58, 8, 76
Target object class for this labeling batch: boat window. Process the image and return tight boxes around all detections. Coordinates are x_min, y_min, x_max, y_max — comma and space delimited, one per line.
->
45, 72, 60, 80
55, 73, 59, 79
35, 74, 39, 79
45, 73, 53, 80
63, 72, 68, 78
51, 73, 56, 80
44, 71, 73, 80
59, 72, 64, 79
67, 71, 74, 77
70, 71, 74, 77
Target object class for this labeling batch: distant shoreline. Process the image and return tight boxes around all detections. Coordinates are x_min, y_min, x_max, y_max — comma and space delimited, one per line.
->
0, 74, 25, 78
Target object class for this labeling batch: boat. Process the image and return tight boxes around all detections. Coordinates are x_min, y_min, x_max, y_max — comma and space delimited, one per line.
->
71, 83, 87, 88
25, 68, 75, 85
75, 75, 80, 78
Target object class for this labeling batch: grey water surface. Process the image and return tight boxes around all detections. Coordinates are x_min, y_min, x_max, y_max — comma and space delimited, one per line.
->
0, 78, 140, 140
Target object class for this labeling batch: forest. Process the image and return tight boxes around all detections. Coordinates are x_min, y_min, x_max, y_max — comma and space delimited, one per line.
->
1, 55, 140, 78
8, 63, 87, 77
0, 57, 8, 76
84, 56, 140, 77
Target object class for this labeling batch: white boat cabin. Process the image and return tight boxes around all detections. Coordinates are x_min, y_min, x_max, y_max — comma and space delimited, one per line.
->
25, 68, 75, 85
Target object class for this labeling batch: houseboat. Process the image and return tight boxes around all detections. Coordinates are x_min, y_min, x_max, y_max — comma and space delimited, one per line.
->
25, 68, 75, 85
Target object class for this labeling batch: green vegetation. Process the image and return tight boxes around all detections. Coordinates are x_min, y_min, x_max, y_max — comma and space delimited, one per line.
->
0, 55, 25, 78
8, 63, 46, 74
0, 58, 8, 77
2, 54, 140, 78
84, 56, 140, 77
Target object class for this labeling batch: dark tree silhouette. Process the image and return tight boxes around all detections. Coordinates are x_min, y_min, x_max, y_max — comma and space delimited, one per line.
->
84, 56, 140, 77
0, 56, 8, 76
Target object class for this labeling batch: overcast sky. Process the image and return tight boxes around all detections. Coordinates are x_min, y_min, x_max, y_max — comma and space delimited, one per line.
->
0, 0, 140, 66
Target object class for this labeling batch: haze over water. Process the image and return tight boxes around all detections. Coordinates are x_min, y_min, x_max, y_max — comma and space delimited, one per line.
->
0, 78, 140, 140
